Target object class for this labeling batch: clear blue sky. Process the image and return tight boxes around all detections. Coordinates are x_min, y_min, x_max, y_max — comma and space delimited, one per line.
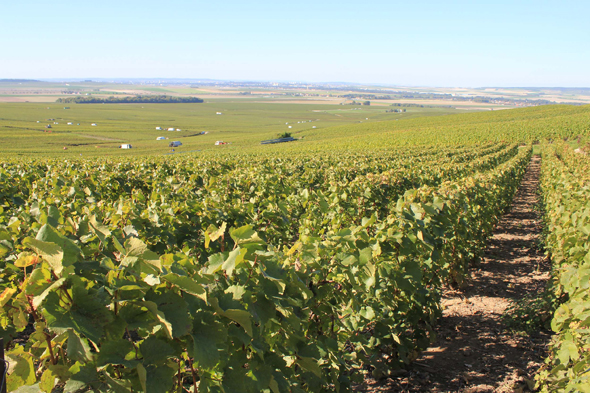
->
1, 0, 589, 87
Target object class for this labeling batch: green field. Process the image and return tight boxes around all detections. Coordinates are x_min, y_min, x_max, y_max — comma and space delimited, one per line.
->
0, 102, 467, 157
2, 101, 588, 159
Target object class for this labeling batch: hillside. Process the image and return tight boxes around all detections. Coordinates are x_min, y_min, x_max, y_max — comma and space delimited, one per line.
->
1, 104, 589, 392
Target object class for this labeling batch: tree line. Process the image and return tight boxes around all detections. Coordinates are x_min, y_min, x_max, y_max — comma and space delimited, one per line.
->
56, 95, 204, 104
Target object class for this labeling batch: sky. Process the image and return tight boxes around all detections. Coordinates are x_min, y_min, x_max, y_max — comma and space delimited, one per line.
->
1, 0, 589, 87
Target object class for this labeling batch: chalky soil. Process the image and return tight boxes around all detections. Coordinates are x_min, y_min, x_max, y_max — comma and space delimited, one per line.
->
360, 156, 551, 392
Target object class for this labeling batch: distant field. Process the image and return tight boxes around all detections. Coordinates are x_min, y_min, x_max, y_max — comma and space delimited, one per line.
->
0, 102, 467, 157
3, 81, 589, 108
2, 100, 589, 159
2, 81, 589, 159
136, 87, 176, 93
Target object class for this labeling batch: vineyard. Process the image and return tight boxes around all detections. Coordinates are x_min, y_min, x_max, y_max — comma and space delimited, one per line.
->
1, 104, 589, 392
536, 141, 590, 392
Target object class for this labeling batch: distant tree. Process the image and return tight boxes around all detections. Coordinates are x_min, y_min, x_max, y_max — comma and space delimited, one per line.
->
363, 101, 370, 106
56, 95, 203, 104
278, 132, 292, 138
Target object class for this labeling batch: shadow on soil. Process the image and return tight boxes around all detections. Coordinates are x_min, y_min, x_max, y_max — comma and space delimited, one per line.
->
359, 156, 551, 393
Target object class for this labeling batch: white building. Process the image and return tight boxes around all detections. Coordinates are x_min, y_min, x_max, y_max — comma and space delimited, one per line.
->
156, 127, 162, 130
120, 144, 132, 149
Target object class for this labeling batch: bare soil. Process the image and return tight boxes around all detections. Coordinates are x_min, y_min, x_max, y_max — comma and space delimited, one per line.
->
359, 156, 551, 392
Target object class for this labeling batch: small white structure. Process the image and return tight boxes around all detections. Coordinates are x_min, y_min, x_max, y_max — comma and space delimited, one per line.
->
54, 122, 58, 125
91, 123, 97, 126
288, 126, 292, 129
312, 126, 316, 128
286, 122, 288, 124
67, 122, 73, 125
216, 112, 222, 115
120, 144, 132, 149
156, 127, 162, 130
169, 141, 182, 147
176, 129, 181, 131
168, 128, 175, 131
37, 121, 40, 123
156, 137, 166, 140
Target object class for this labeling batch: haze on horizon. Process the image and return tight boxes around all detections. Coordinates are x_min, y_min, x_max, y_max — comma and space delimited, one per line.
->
2, 0, 589, 88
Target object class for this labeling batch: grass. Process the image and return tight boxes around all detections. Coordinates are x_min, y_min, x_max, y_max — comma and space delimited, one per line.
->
503, 289, 557, 333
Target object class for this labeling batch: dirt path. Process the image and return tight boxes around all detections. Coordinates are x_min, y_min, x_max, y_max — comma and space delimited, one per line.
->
360, 156, 551, 392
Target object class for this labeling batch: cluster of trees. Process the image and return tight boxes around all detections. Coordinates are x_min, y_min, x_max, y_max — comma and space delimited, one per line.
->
340, 94, 391, 100
391, 103, 424, 108
56, 95, 204, 104
386, 108, 406, 113
346, 100, 371, 106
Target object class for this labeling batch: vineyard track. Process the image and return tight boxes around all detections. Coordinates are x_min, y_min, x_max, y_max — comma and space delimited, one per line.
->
360, 155, 552, 392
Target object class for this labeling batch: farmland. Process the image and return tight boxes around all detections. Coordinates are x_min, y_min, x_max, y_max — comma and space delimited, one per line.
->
1, 102, 590, 392
3, 80, 590, 109
1, 98, 589, 158
0, 101, 465, 157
